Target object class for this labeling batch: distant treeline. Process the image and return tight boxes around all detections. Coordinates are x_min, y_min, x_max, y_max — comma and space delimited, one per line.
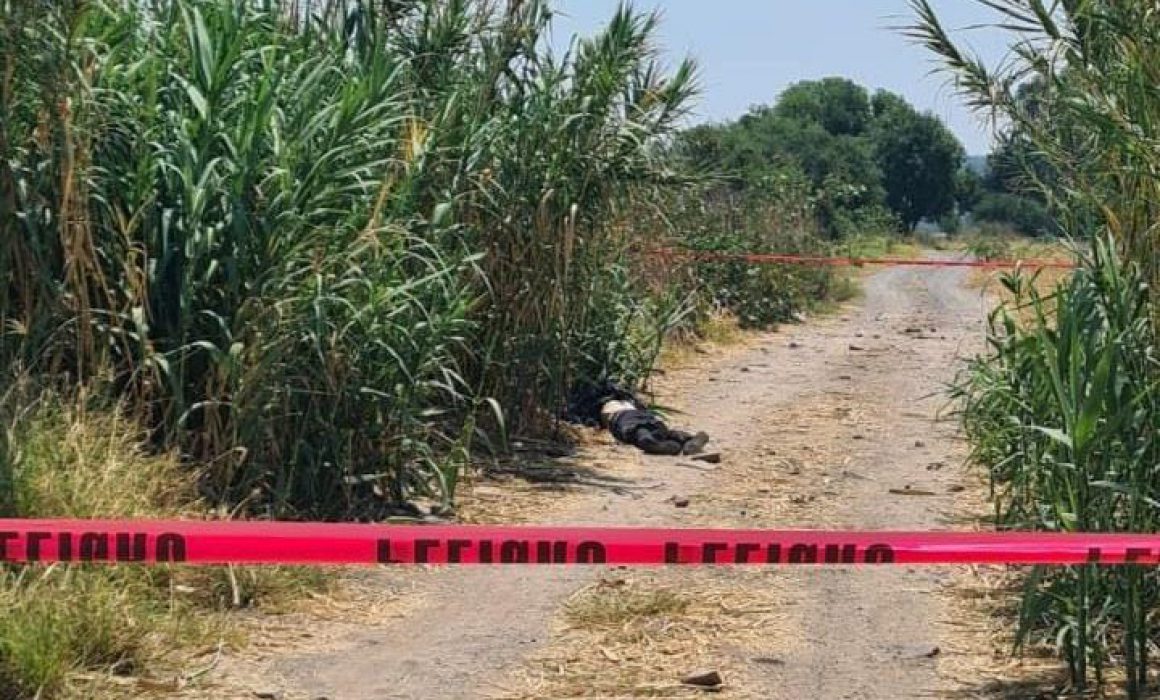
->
676, 77, 965, 236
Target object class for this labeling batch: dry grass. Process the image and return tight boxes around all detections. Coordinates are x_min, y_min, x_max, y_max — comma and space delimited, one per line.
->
657, 312, 751, 373
496, 571, 787, 699
2, 392, 193, 518
456, 468, 594, 526
696, 313, 747, 346
455, 429, 636, 526
935, 566, 1069, 699
958, 234, 1073, 288
0, 388, 337, 699
932, 474, 1071, 698
893, 241, 924, 257
564, 577, 691, 630
965, 237, 1075, 329
171, 570, 423, 699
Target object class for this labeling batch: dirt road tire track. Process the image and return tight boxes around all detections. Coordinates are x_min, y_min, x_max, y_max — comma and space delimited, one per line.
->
201, 259, 988, 699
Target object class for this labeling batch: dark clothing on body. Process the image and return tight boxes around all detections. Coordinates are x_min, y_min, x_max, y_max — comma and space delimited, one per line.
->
564, 381, 641, 426
608, 409, 700, 455
566, 380, 708, 456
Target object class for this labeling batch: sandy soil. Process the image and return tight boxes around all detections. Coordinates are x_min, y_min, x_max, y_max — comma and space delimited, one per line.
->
172, 257, 1032, 700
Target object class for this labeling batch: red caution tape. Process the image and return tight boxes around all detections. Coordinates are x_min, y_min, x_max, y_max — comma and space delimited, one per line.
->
651, 248, 1076, 270
2, 519, 1159, 566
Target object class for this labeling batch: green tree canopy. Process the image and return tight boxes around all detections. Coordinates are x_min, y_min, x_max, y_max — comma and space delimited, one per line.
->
870, 92, 964, 231
677, 77, 965, 235
735, 106, 882, 202
774, 77, 872, 136
955, 168, 984, 212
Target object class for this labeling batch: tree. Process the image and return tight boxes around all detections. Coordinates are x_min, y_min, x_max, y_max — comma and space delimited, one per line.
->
774, 77, 872, 136
870, 92, 964, 231
735, 107, 882, 199
955, 168, 984, 213
973, 193, 1052, 236
871, 90, 910, 120
677, 78, 963, 237
982, 79, 1061, 199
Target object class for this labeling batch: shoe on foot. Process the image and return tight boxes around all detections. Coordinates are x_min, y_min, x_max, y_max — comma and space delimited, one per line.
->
639, 435, 684, 455
681, 431, 710, 455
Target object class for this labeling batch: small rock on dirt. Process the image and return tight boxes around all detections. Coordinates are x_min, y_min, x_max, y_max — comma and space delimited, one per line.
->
681, 670, 723, 688
947, 485, 966, 493
838, 374, 851, 380
254, 692, 282, 700
849, 344, 865, 351
751, 656, 785, 665
670, 496, 690, 508
855, 331, 864, 337
926, 461, 944, 470
788, 341, 802, 348
740, 366, 750, 372
691, 452, 721, 464
889, 486, 937, 496
914, 439, 926, 448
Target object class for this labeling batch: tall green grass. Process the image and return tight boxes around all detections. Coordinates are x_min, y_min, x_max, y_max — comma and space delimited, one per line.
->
913, 1, 1160, 695
954, 239, 1159, 693
0, 0, 703, 516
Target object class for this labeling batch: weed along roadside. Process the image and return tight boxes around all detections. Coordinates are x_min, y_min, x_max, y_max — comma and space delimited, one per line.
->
914, 0, 1160, 697
2, 1, 1156, 699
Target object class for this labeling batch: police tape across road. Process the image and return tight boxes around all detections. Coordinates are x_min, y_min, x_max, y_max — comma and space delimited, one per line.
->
2, 519, 1160, 566
649, 248, 1078, 270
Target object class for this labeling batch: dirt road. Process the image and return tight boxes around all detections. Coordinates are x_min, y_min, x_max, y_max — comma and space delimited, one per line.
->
195, 259, 991, 699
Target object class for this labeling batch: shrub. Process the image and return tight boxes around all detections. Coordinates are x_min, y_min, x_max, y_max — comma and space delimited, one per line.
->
0, 382, 326, 698
972, 193, 1053, 237
0, 387, 205, 698
953, 239, 1159, 692
657, 173, 835, 330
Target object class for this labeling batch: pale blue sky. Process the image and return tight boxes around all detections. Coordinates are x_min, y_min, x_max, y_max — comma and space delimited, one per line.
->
551, 1, 1010, 155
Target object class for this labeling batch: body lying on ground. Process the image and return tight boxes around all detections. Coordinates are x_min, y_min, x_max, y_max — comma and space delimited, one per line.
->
565, 381, 710, 456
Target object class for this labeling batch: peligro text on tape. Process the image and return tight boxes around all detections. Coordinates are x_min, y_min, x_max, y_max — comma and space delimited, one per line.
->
3, 520, 1160, 566
649, 248, 1077, 270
